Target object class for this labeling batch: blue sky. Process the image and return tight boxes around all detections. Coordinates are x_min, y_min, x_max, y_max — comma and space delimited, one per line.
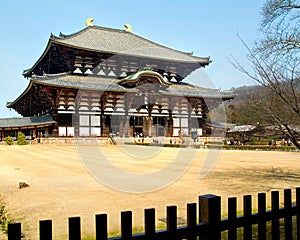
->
0, 0, 263, 117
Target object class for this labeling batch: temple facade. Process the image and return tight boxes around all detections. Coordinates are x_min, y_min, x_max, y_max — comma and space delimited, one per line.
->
2, 23, 233, 141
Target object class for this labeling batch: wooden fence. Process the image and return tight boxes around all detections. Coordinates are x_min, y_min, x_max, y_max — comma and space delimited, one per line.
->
7, 187, 300, 239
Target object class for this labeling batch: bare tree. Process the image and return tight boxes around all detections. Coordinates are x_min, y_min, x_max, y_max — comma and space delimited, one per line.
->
231, 0, 300, 149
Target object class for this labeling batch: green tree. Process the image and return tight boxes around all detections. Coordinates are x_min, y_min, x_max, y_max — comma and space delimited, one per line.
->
17, 132, 27, 145
4, 136, 14, 145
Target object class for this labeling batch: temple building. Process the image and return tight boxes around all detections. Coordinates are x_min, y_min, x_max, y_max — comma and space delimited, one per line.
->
2, 22, 233, 141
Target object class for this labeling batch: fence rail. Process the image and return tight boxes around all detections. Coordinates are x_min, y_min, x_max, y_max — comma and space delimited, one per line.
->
7, 187, 300, 239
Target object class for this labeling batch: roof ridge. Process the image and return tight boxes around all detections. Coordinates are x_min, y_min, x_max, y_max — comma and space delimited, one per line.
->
52, 25, 126, 40
33, 72, 72, 79
0, 117, 25, 120
51, 27, 90, 40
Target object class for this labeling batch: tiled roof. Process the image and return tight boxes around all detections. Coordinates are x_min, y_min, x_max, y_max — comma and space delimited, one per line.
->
51, 25, 210, 64
0, 115, 55, 128
30, 73, 234, 99
32, 73, 130, 92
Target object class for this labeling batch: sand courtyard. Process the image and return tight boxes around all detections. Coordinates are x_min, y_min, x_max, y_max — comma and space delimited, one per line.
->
0, 144, 299, 239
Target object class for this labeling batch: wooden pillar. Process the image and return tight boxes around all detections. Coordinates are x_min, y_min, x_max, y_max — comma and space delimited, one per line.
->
119, 94, 134, 137
52, 89, 60, 137
120, 115, 130, 137
74, 97, 80, 137
33, 127, 37, 139
99, 92, 109, 137
188, 104, 192, 136
52, 114, 59, 137
74, 113, 79, 137
200, 98, 208, 136
167, 99, 174, 137
1, 129, 4, 142
145, 116, 152, 137
17, 128, 21, 139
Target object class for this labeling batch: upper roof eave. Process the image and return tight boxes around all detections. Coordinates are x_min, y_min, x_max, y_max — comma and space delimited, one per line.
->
23, 25, 211, 77
22, 38, 53, 77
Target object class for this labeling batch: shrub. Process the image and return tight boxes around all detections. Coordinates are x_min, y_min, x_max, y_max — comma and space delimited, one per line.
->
17, 132, 27, 145
0, 199, 15, 234
4, 136, 14, 145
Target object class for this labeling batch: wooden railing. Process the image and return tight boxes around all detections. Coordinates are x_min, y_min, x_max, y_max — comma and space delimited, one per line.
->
7, 188, 300, 239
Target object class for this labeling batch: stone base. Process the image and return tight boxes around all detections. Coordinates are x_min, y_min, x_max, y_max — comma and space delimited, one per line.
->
36, 137, 112, 145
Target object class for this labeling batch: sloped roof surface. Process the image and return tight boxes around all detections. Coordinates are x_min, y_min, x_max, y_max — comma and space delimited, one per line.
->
51, 25, 210, 64
0, 115, 55, 128
29, 73, 233, 99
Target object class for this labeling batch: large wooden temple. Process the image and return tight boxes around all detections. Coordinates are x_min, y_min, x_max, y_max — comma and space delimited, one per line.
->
2, 22, 233, 141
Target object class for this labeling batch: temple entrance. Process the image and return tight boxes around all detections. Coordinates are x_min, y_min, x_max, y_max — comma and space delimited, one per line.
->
130, 116, 144, 137
133, 127, 143, 137
152, 116, 166, 137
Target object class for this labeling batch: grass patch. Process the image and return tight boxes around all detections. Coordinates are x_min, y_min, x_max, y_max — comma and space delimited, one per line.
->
0, 199, 15, 235
208, 144, 298, 151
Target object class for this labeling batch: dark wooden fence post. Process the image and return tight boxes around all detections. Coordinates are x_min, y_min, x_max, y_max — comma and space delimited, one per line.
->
258, 192, 266, 240
228, 197, 237, 239
296, 187, 300, 239
199, 194, 221, 240
167, 205, 177, 240
8, 223, 21, 240
68, 216, 81, 240
243, 195, 252, 240
144, 208, 155, 239
95, 214, 107, 240
271, 191, 280, 240
284, 189, 292, 239
121, 211, 132, 239
187, 203, 197, 240
39, 219, 52, 240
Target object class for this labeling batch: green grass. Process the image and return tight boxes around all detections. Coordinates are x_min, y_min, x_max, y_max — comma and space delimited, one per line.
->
0, 200, 15, 234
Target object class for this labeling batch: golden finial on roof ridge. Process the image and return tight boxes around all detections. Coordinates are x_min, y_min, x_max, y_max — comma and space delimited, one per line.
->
86, 18, 94, 27
124, 24, 132, 32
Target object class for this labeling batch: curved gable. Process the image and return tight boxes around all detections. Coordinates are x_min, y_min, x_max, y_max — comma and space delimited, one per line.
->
118, 70, 171, 88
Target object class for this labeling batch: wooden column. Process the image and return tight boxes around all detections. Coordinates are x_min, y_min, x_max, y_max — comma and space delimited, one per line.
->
120, 115, 130, 137
167, 98, 175, 137
188, 104, 192, 136
33, 127, 37, 139
74, 113, 79, 137
167, 112, 173, 137
52, 114, 59, 137
51, 89, 60, 137
1, 128, 5, 142
200, 98, 208, 136
120, 94, 133, 137
145, 117, 152, 137
99, 93, 108, 137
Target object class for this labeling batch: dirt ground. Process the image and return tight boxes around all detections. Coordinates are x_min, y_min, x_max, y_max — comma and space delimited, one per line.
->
0, 145, 299, 239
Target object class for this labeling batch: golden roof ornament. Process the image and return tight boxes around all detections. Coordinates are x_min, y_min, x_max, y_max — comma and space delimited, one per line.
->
124, 24, 132, 32
86, 18, 94, 27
